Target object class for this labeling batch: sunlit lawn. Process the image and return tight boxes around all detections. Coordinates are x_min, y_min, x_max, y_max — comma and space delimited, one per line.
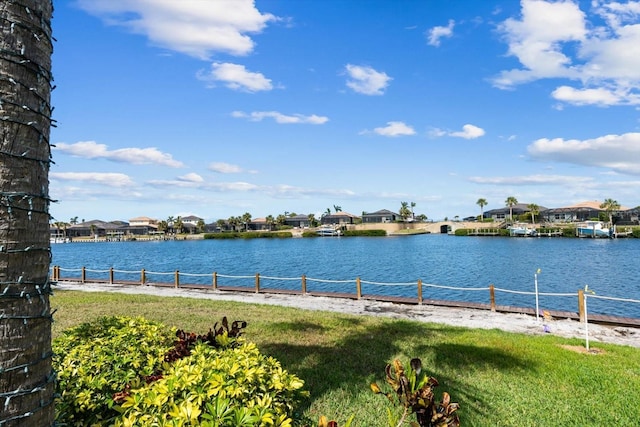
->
52, 290, 640, 426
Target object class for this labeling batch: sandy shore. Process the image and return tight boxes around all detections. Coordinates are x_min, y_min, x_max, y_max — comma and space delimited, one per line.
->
53, 281, 640, 349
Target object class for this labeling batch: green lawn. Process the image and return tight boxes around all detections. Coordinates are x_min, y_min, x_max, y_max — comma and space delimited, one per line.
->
51, 290, 640, 426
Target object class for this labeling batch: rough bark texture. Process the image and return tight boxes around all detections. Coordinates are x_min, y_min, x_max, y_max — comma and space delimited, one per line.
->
0, 1, 54, 426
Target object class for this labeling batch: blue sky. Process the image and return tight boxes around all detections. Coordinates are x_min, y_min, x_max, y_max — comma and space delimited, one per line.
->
49, 0, 640, 224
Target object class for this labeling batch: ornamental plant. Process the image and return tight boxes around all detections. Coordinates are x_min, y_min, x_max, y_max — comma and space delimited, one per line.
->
114, 342, 308, 426
53, 316, 176, 425
53, 315, 308, 427
371, 358, 460, 427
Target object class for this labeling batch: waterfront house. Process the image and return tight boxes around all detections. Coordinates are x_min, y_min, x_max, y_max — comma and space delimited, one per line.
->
128, 216, 160, 235
483, 203, 546, 222
321, 211, 360, 225
248, 217, 273, 231
180, 215, 204, 233
362, 209, 400, 223
283, 214, 311, 228
542, 201, 610, 223
66, 220, 129, 238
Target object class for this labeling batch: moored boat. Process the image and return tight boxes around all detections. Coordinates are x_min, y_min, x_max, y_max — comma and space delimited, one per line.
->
576, 221, 611, 238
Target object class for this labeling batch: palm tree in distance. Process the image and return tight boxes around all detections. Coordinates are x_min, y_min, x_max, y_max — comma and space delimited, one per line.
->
505, 196, 518, 223
70, 216, 79, 225
600, 198, 620, 225
410, 202, 416, 220
527, 203, 540, 226
265, 215, 275, 231
241, 212, 252, 231
476, 198, 487, 222
333, 205, 342, 213
174, 216, 184, 234
399, 201, 412, 222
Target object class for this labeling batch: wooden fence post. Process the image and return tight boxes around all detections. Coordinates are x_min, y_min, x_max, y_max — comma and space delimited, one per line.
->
141, 269, 146, 285
174, 270, 179, 288
255, 273, 260, 293
301, 274, 307, 294
213, 272, 217, 290
81, 266, 86, 283
578, 289, 585, 322
489, 284, 496, 312
109, 267, 114, 284
356, 277, 362, 299
417, 279, 423, 305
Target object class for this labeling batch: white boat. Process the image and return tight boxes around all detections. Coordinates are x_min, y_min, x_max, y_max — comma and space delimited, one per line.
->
316, 226, 341, 237
576, 221, 611, 238
507, 225, 536, 237
50, 237, 70, 243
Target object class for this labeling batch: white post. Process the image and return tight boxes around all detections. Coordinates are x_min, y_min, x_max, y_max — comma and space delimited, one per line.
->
584, 289, 590, 351
583, 285, 595, 351
534, 269, 541, 322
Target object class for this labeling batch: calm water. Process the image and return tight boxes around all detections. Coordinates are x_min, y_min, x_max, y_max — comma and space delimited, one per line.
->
51, 234, 640, 318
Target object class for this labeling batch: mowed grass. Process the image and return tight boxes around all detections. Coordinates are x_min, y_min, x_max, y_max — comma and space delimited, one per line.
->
51, 290, 640, 426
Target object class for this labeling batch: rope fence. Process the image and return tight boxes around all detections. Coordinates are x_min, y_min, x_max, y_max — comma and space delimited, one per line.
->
50, 265, 640, 328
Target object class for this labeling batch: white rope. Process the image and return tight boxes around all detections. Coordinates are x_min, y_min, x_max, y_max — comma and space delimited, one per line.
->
306, 277, 354, 284
361, 280, 416, 286
216, 274, 255, 279
143, 270, 174, 276
57, 267, 82, 272
423, 283, 489, 292
538, 292, 577, 297
261, 275, 300, 281
83, 268, 111, 273
493, 288, 534, 295
180, 272, 214, 277
587, 294, 640, 304
112, 269, 141, 274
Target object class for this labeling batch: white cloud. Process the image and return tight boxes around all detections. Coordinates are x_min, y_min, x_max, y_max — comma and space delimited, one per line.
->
344, 64, 392, 95
197, 62, 273, 92
209, 162, 243, 173
371, 121, 416, 137
50, 172, 134, 187
430, 124, 485, 139
76, 0, 276, 59
231, 110, 329, 124
53, 141, 185, 167
427, 19, 455, 46
177, 173, 204, 183
147, 178, 260, 192
468, 174, 593, 186
449, 124, 486, 139
493, 0, 640, 107
528, 132, 640, 175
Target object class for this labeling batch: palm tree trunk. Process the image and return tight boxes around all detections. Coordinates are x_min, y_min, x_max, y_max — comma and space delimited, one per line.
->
0, 1, 55, 426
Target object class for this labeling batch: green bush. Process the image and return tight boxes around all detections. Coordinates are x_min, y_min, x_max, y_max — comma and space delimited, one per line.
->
453, 229, 468, 236
302, 231, 319, 237
342, 229, 386, 237
53, 316, 176, 425
53, 316, 307, 427
203, 232, 239, 239
115, 342, 307, 427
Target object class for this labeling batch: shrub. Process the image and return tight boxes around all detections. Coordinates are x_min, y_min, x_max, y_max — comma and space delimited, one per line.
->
114, 342, 307, 427
371, 358, 459, 427
53, 316, 176, 425
453, 229, 468, 236
53, 316, 307, 427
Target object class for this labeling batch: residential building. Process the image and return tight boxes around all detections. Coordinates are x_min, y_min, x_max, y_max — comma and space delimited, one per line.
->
362, 209, 399, 223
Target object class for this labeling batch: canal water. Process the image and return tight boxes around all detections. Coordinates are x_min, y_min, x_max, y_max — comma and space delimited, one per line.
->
51, 234, 640, 318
